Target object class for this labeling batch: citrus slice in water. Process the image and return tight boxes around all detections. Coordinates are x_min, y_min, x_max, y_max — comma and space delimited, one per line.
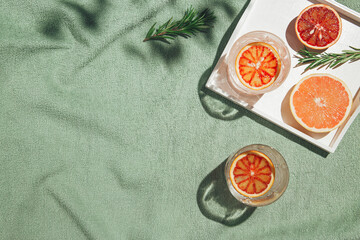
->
290, 74, 352, 133
235, 42, 281, 90
295, 4, 342, 49
229, 150, 275, 198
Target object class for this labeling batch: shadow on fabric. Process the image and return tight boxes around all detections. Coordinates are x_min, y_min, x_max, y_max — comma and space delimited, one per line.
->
197, 0, 250, 121
61, 0, 108, 30
198, 68, 247, 121
197, 160, 256, 226
148, 41, 183, 67
40, 0, 108, 44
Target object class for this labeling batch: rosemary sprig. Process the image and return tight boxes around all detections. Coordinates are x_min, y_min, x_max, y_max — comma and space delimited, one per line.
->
297, 46, 360, 70
143, 7, 216, 43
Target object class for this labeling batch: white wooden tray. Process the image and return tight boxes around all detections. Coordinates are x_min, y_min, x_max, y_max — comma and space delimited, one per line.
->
206, 0, 360, 153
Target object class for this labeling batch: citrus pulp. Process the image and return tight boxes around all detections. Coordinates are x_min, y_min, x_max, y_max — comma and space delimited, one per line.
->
290, 73, 352, 133
229, 150, 275, 198
235, 42, 281, 90
295, 4, 342, 49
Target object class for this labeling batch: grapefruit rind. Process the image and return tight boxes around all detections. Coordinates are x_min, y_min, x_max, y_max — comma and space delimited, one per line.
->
289, 73, 353, 133
235, 42, 281, 91
229, 150, 275, 198
295, 4, 342, 50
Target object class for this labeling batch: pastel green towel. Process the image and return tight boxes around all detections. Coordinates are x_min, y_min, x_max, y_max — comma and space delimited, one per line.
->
0, 0, 359, 239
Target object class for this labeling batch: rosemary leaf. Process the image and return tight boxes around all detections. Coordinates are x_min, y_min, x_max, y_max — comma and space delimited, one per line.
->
297, 46, 360, 70
143, 7, 216, 43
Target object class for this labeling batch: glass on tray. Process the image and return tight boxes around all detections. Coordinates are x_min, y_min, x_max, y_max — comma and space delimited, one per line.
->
224, 144, 289, 207
227, 31, 291, 95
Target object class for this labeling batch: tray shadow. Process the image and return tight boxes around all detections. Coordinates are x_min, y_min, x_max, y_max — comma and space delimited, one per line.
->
198, 66, 246, 121
197, 160, 256, 226
198, 56, 263, 121
198, 0, 258, 121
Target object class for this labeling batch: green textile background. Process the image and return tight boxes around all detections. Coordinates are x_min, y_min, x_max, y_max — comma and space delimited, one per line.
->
1, 0, 359, 239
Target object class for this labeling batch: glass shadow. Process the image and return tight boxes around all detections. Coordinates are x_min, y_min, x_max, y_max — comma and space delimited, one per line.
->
197, 159, 255, 226
197, 0, 252, 121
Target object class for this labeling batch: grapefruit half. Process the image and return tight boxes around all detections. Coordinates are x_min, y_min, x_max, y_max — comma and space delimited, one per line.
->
295, 4, 342, 50
290, 74, 352, 133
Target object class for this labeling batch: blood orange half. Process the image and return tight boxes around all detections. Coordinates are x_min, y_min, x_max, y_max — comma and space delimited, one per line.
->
235, 42, 281, 90
290, 74, 352, 133
229, 150, 275, 198
295, 4, 342, 49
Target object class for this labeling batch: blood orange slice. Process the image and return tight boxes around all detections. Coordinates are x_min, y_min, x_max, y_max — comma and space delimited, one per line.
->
235, 42, 281, 90
229, 150, 275, 198
290, 74, 352, 133
295, 4, 342, 50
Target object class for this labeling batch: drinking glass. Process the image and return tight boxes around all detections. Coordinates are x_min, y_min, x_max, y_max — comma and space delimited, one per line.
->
226, 31, 291, 95
224, 144, 289, 207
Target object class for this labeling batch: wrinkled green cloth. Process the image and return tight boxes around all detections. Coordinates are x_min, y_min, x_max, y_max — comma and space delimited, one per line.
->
1, 0, 359, 239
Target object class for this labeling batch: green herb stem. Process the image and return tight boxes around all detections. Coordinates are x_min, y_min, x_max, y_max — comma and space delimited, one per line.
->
297, 46, 360, 70
143, 7, 216, 43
